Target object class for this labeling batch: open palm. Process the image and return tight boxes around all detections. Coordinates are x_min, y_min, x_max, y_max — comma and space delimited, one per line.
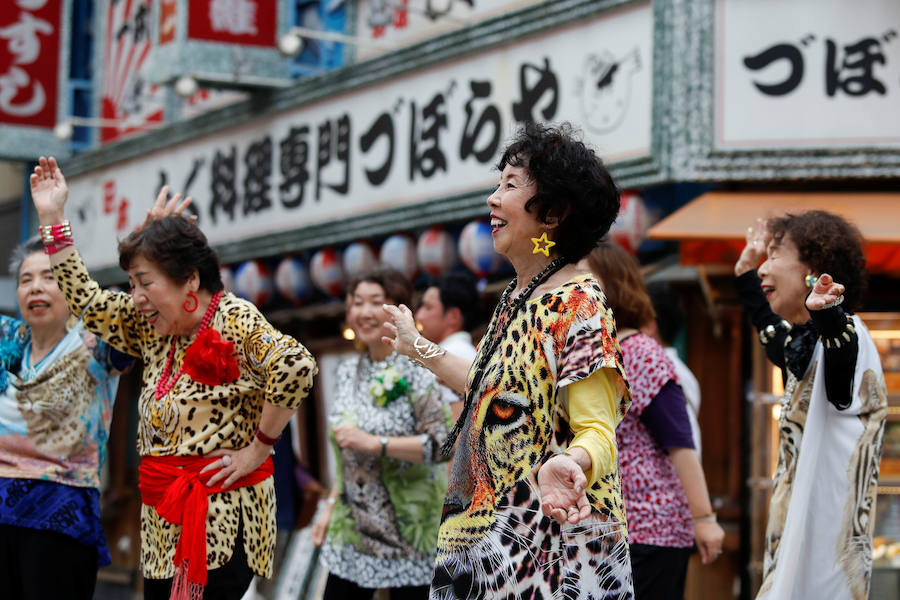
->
29, 156, 68, 216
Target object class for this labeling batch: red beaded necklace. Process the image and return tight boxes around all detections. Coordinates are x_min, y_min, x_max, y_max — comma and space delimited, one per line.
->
155, 290, 223, 401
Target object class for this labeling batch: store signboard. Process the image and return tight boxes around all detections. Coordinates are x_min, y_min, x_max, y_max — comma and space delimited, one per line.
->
716, 0, 900, 148
0, 0, 70, 159
99, 0, 166, 145
146, 0, 291, 89
67, 3, 653, 271
355, 0, 540, 59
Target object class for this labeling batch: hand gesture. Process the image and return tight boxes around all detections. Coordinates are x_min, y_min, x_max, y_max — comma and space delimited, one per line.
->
136, 185, 196, 231
538, 454, 591, 525
201, 441, 271, 489
735, 218, 770, 276
30, 156, 68, 219
694, 518, 726, 564
332, 424, 378, 455
805, 273, 845, 311
382, 303, 423, 360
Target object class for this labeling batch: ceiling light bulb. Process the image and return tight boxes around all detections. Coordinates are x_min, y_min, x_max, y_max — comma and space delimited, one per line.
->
174, 75, 199, 99
277, 32, 303, 58
53, 120, 74, 141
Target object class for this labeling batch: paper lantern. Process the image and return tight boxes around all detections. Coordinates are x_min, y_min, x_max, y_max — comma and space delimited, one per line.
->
380, 234, 419, 280
233, 260, 273, 307
342, 242, 378, 279
610, 191, 650, 254
458, 220, 504, 278
310, 248, 345, 297
417, 227, 457, 276
275, 257, 311, 305
219, 265, 234, 293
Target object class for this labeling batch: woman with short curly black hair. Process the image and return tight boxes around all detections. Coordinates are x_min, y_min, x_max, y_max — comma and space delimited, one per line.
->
385, 122, 634, 599
735, 210, 886, 600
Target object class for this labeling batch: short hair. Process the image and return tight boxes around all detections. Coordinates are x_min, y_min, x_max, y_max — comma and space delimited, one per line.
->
584, 238, 655, 330
497, 122, 620, 262
768, 210, 867, 311
646, 280, 684, 347
9, 235, 45, 278
347, 265, 413, 308
432, 272, 480, 331
118, 216, 223, 293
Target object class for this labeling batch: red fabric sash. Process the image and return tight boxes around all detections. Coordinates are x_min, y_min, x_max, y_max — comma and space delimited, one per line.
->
138, 454, 274, 599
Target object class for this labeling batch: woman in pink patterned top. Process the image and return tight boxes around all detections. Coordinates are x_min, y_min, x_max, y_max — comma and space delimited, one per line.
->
585, 240, 724, 600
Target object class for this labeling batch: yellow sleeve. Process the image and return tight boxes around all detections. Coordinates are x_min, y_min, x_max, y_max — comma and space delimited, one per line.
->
567, 369, 619, 487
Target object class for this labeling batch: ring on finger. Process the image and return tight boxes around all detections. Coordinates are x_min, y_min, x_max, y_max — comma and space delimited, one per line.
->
222, 455, 232, 467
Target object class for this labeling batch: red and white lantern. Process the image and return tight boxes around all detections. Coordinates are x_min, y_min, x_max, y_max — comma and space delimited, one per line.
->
233, 260, 272, 306
275, 257, 311, 305
380, 234, 418, 280
417, 227, 457, 276
219, 265, 234, 293
458, 220, 504, 278
342, 242, 378, 280
610, 191, 650, 254
310, 248, 345, 297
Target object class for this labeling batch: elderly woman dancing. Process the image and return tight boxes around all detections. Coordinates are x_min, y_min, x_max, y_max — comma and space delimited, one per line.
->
30, 157, 317, 600
735, 211, 886, 600
384, 122, 634, 599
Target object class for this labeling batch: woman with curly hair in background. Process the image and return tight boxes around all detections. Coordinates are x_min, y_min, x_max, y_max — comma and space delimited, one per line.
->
735, 210, 886, 600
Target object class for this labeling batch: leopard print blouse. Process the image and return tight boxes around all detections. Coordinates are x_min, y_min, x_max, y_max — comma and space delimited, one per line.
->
52, 251, 317, 579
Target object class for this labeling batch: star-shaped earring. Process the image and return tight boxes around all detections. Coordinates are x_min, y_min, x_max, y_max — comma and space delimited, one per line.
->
531, 232, 556, 257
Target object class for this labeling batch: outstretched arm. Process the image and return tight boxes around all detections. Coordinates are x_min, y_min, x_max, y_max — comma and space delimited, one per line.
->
382, 303, 473, 395
30, 157, 75, 266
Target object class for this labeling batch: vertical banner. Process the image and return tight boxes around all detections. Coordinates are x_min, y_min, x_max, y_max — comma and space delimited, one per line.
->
0, 0, 62, 128
160, 0, 177, 45
99, 0, 165, 144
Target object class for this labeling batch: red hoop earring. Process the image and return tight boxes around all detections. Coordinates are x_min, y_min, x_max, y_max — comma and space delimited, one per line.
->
183, 292, 199, 312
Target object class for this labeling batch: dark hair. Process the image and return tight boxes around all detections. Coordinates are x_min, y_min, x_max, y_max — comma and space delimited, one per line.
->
584, 238, 655, 330
348, 265, 413, 308
9, 235, 45, 278
497, 122, 620, 262
768, 210, 867, 311
118, 217, 223, 292
646, 280, 684, 347
432, 272, 480, 331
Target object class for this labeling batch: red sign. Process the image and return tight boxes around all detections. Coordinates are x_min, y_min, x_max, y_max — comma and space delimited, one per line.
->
188, 0, 277, 47
100, 0, 164, 145
0, 0, 62, 128
160, 0, 177, 45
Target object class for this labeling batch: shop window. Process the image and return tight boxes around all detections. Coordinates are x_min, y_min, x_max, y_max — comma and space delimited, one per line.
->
288, 0, 348, 79
68, 0, 94, 151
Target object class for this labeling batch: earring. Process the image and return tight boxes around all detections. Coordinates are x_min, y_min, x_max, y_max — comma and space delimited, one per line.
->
183, 291, 199, 312
804, 275, 817, 289
531, 232, 556, 257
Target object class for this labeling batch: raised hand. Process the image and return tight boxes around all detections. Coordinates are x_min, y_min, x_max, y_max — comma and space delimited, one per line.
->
538, 454, 591, 525
30, 156, 68, 219
806, 273, 845, 311
137, 185, 196, 231
382, 303, 423, 360
735, 217, 771, 276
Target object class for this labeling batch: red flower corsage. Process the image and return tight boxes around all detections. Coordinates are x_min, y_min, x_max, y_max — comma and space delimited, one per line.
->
182, 329, 240, 386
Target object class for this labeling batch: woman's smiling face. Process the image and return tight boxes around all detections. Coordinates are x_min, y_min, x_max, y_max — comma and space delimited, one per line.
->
758, 233, 812, 324
128, 254, 197, 336
486, 164, 544, 261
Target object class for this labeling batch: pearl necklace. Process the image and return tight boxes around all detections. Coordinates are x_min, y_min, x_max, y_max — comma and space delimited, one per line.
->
155, 290, 223, 401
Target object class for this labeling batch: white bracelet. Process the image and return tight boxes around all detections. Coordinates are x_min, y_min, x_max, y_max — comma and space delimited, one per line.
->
413, 336, 446, 361
819, 294, 845, 310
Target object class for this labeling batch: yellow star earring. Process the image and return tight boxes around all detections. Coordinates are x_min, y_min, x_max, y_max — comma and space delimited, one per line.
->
531, 232, 556, 257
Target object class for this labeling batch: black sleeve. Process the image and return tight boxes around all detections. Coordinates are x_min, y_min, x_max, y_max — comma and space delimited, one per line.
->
640, 380, 696, 451
809, 306, 858, 411
735, 270, 787, 369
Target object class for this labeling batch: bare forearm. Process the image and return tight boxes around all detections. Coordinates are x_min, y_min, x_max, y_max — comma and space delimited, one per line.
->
412, 350, 472, 395
254, 403, 295, 451
669, 447, 714, 516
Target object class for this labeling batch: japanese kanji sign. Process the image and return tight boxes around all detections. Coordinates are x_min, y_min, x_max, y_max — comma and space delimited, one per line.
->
67, 3, 654, 270
716, 0, 900, 147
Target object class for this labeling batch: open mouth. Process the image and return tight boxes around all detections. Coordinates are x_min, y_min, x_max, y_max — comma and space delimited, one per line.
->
761, 285, 774, 299
27, 300, 50, 313
143, 310, 160, 324
490, 216, 507, 234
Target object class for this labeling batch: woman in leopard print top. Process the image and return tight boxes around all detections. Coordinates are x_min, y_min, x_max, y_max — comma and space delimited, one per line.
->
30, 157, 317, 600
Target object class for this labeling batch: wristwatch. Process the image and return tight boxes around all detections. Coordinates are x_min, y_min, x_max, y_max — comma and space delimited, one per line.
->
380, 436, 389, 456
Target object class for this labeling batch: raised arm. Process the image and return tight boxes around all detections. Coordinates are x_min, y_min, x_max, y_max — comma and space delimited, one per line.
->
806, 274, 859, 410
382, 303, 473, 394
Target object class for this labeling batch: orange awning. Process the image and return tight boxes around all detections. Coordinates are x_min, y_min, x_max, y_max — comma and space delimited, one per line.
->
646, 192, 900, 275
